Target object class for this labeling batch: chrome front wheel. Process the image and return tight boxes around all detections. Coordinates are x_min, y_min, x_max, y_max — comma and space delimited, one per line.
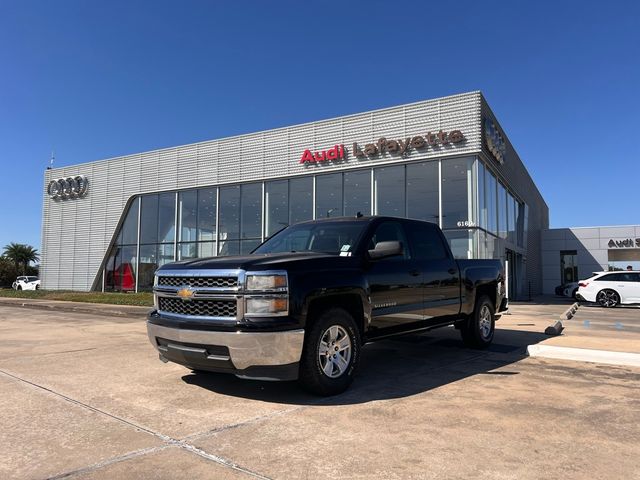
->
318, 325, 352, 379
478, 304, 492, 340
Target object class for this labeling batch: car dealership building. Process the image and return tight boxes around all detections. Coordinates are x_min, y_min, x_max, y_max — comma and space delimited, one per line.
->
40, 91, 550, 298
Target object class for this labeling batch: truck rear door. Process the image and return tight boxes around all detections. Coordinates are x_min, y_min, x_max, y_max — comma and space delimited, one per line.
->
404, 221, 461, 321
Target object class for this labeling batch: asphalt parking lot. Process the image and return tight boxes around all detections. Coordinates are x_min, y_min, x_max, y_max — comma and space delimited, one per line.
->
1, 300, 639, 480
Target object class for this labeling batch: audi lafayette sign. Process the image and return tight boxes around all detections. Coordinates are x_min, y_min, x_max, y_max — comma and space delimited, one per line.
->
299, 129, 465, 164
47, 175, 89, 200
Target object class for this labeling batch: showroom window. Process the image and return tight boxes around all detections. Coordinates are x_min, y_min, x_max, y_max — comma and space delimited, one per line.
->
498, 182, 507, 239
98, 154, 531, 291
177, 188, 217, 261
375, 165, 405, 217
240, 183, 263, 254
289, 177, 313, 224
441, 157, 475, 229
407, 161, 439, 224
218, 185, 241, 255
344, 170, 371, 217
478, 161, 487, 231
265, 180, 288, 237
315, 173, 343, 219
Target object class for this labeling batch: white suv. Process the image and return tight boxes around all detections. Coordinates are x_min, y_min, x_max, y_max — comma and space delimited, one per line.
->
12, 276, 41, 291
576, 271, 640, 307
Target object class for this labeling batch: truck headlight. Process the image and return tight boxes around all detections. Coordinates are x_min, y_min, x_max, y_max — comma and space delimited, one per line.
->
245, 297, 288, 316
246, 273, 287, 291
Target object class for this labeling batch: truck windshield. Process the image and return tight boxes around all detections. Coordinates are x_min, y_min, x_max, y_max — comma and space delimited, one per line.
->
254, 221, 367, 255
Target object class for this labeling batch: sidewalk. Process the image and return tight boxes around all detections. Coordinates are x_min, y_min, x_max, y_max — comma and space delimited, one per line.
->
0, 296, 151, 319
498, 299, 640, 367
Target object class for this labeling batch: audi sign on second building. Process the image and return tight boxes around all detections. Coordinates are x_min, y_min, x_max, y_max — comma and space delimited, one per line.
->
47, 175, 89, 200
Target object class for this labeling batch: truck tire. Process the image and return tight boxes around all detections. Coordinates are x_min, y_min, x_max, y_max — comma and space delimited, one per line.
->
460, 295, 495, 349
298, 308, 361, 396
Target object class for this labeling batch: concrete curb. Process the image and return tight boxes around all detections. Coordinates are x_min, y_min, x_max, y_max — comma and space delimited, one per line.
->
560, 302, 579, 320
527, 344, 640, 368
0, 297, 151, 319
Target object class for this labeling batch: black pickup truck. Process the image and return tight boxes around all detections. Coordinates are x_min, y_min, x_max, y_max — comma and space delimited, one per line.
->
147, 216, 507, 395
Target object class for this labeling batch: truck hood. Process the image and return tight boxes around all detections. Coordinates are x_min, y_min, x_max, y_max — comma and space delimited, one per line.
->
156, 251, 344, 272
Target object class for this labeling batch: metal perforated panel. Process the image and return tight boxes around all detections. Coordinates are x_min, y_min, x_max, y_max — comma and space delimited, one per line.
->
41, 92, 487, 291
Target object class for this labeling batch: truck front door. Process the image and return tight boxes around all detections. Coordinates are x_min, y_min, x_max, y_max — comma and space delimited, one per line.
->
365, 221, 425, 337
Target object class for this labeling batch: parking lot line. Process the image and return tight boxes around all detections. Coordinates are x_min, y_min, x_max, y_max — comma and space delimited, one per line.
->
526, 345, 640, 368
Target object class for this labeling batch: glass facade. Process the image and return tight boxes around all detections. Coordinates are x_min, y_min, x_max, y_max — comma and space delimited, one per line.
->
101, 155, 527, 291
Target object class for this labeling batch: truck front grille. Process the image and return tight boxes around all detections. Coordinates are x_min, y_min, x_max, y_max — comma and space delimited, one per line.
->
158, 297, 237, 318
157, 276, 238, 288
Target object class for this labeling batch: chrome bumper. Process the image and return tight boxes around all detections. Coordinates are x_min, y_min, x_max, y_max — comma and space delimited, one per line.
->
146, 322, 305, 371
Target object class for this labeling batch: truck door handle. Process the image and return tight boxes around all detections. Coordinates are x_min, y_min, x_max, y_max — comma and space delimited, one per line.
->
448, 268, 457, 275
409, 270, 420, 277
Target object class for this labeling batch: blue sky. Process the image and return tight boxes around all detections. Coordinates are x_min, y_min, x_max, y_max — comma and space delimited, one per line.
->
1, 0, 639, 254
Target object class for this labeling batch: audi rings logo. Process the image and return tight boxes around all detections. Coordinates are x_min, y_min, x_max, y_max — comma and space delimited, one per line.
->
47, 176, 89, 200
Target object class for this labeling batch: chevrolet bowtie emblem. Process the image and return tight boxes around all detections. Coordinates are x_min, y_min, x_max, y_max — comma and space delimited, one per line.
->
177, 287, 195, 301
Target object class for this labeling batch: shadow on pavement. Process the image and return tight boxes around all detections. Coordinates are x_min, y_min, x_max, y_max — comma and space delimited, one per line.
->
181, 327, 549, 405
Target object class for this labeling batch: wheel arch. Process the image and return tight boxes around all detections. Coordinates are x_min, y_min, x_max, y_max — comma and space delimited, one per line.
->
306, 293, 366, 342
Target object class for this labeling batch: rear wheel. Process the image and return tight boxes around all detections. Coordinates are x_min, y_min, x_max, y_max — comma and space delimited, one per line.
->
597, 289, 619, 308
35, 284, 40, 290
298, 308, 361, 396
460, 295, 495, 349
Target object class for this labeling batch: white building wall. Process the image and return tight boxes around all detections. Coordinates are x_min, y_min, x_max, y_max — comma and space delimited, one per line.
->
541, 226, 640, 293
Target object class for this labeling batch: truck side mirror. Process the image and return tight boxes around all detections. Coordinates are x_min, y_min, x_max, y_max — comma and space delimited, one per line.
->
368, 241, 403, 260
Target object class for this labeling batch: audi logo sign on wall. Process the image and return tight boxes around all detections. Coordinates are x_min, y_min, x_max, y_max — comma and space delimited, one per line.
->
47, 176, 89, 200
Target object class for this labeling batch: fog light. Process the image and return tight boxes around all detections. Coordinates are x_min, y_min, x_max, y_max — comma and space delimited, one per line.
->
245, 297, 288, 316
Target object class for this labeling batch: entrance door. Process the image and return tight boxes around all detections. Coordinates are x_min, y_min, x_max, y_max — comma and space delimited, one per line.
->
560, 250, 578, 284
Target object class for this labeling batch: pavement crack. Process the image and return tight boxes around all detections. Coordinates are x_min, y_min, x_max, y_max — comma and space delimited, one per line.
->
0, 368, 274, 480
45, 445, 172, 480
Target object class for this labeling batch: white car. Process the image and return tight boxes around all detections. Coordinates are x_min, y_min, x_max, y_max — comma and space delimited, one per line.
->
12, 276, 41, 291
576, 271, 640, 307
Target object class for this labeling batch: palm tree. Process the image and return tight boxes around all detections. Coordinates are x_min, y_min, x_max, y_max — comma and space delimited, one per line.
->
2, 243, 39, 275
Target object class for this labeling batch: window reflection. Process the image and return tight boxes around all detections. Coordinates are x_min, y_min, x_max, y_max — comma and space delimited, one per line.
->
375, 166, 405, 217
241, 183, 262, 240
441, 158, 472, 229
265, 180, 288, 236
344, 170, 371, 217
218, 186, 240, 254
289, 177, 313, 224
407, 161, 439, 224
316, 173, 343, 219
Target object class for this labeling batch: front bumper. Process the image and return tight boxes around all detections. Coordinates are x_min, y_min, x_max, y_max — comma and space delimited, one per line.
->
146, 322, 304, 381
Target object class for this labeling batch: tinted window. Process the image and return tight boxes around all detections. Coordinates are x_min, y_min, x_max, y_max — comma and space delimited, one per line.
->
405, 222, 448, 260
596, 273, 634, 282
367, 221, 410, 260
